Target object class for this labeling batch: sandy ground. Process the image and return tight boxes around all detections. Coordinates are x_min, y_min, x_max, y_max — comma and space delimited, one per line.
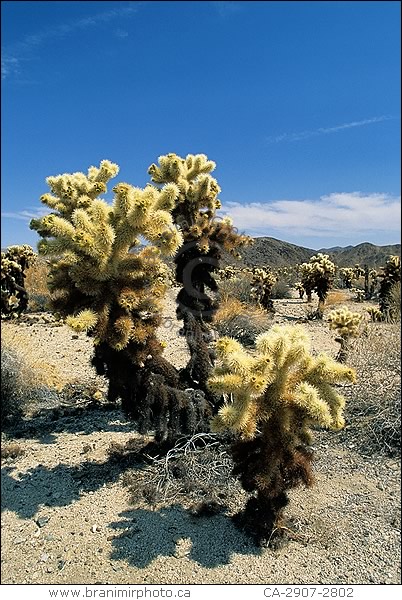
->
1, 291, 401, 585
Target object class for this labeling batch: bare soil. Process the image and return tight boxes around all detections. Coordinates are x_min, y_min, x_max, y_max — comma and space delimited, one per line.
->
1, 292, 401, 585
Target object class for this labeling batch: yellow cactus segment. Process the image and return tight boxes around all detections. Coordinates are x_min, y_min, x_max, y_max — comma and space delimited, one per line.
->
65, 309, 98, 332
215, 337, 243, 358
208, 324, 355, 440
327, 306, 363, 338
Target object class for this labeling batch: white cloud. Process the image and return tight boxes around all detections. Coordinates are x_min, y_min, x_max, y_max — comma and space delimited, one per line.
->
2, 2, 139, 80
220, 192, 401, 243
1, 208, 49, 221
266, 115, 398, 144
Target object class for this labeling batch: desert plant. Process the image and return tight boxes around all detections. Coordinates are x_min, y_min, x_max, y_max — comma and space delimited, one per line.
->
299, 254, 336, 317
29, 160, 210, 442
366, 306, 384, 322
214, 298, 273, 347
1, 245, 37, 319
294, 282, 305, 299
147, 153, 252, 393
327, 306, 363, 362
250, 267, 277, 311
339, 267, 355, 289
208, 324, 356, 545
378, 255, 401, 321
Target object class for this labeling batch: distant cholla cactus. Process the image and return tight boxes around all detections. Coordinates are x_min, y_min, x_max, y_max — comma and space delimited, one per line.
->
208, 324, 356, 544
148, 153, 252, 395
353, 264, 365, 280
378, 255, 401, 320
300, 254, 336, 317
30, 160, 209, 441
294, 281, 305, 299
1, 245, 37, 319
250, 267, 277, 312
327, 306, 363, 362
351, 288, 365, 303
218, 266, 238, 280
339, 267, 355, 289
366, 306, 384, 322
369, 269, 379, 297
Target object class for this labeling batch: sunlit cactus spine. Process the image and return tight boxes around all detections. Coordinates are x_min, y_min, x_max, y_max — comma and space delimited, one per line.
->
218, 265, 238, 280
30, 160, 210, 441
327, 306, 363, 362
208, 324, 356, 545
1, 245, 37, 319
250, 267, 277, 312
148, 152, 252, 393
378, 255, 401, 321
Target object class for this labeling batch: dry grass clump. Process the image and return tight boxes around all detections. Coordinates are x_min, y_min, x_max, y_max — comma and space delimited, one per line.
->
24, 257, 51, 312
1, 441, 25, 459
1, 327, 74, 425
388, 281, 401, 322
1, 345, 44, 424
114, 433, 242, 513
214, 298, 273, 347
343, 322, 401, 456
218, 275, 257, 306
325, 289, 350, 306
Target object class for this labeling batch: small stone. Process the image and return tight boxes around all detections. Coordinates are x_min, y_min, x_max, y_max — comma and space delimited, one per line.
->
36, 516, 50, 528
14, 537, 26, 545
91, 524, 100, 533
40, 553, 49, 562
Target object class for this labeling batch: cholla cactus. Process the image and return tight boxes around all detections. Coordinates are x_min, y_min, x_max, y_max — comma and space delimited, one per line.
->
218, 266, 238, 280
327, 306, 363, 362
1, 245, 36, 319
250, 267, 277, 312
369, 269, 379, 297
366, 306, 384, 322
339, 267, 355, 289
350, 288, 365, 303
294, 281, 305, 299
353, 264, 365, 280
208, 324, 356, 544
299, 254, 336, 317
30, 160, 209, 440
148, 153, 252, 393
378, 255, 401, 320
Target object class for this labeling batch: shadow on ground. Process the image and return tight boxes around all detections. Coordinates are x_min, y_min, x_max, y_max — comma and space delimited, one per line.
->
109, 505, 260, 568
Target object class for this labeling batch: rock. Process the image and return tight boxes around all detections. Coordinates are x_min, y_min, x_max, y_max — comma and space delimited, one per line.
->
36, 516, 50, 528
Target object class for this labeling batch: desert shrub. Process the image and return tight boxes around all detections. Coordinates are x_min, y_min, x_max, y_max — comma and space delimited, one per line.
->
271, 278, 292, 299
208, 324, 355, 545
218, 275, 257, 306
0, 344, 57, 425
325, 289, 350, 307
1, 245, 37, 319
214, 298, 273, 347
343, 322, 400, 456
24, 257, 52, 312
116, 433, 241, 511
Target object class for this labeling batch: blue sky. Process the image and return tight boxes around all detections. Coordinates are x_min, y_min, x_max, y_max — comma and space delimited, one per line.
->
1, 0, 401, 250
